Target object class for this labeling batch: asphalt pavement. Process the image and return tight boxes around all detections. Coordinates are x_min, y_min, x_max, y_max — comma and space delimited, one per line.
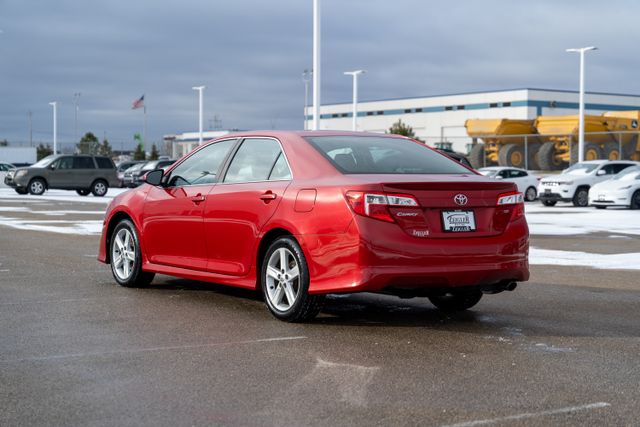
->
0, 197, 639, 427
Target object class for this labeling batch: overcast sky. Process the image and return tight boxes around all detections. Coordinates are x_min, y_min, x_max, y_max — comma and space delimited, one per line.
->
1, 0, 640, 147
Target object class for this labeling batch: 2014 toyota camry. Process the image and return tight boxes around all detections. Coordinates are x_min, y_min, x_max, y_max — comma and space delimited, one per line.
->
98, 131, 529, 322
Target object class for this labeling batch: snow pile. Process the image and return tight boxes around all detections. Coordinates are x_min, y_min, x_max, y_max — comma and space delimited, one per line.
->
525, 204, 640, 236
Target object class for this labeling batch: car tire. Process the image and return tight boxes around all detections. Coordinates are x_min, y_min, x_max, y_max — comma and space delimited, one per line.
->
631, 191, 640, 210
541, 200, 557, 207
524, 186, 537, 202
14, 188, 28, 195
76, 189, 90, 196
468, 144, 488, 169
109, 219, 154, 288
261, 236, 324, 322
429, 291, 483, 312
536, 142, 563, 171
28, 178, 46, 195
91, 179, 108, 197
498, 144, 525, 168
572, 187, 589, 207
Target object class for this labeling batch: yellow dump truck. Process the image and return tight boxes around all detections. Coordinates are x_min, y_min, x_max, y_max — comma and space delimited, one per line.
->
534, 112, 640, 169
465, 119, 540, 169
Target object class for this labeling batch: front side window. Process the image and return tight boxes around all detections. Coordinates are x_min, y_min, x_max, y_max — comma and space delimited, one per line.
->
224, 138, 284, 183
167, 139, 236, 187
56, 157, 74, 170
306, 136, 471, 174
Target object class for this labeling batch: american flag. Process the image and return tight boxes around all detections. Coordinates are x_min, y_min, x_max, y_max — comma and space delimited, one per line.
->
132, 94, 145, 110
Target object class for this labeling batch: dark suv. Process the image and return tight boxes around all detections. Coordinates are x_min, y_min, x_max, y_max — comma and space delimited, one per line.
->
4, 154, 119, 196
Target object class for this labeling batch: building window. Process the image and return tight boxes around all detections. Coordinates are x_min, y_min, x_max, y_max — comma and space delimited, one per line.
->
445, 106, 453, 111
457, 105, 465, 110
489, 103, 498, 108
331, 114, 339, 118
340, 113, 348, 117
415, 108, 423, 113
377, 111, 384, 115
366, 111, 374, 116
404, 109, 412, 113
503, 102, 512, 107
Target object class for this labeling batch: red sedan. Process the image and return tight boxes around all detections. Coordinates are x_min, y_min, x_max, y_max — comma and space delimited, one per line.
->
98, 131, 529, 321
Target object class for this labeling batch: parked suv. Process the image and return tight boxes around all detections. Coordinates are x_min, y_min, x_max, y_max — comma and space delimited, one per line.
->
124, 159, 175, 188
538, 160, 639, 207
4, 154, 119, 196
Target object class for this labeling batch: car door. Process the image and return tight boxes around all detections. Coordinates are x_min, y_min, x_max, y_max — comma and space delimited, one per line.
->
508, 169, 527, 193
48, 156, 74, 188
204, 138, 292, 276
73, 156, 97, 188
142, 139, 237, 271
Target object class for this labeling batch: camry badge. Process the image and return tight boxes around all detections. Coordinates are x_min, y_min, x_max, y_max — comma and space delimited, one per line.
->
454, 194, 468, 206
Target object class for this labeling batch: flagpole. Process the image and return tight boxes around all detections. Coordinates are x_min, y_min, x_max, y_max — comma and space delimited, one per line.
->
143, 105, 147, 152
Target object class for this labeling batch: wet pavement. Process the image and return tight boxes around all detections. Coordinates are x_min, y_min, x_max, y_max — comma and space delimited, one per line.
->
0, 200, 639, 426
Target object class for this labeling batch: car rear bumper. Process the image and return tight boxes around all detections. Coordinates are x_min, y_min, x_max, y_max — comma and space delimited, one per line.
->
302, 216, 529, 295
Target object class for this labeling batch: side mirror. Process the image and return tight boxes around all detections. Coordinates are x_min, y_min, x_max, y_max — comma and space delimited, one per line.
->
145, 169, 164, 186
49, 164, 56, 170
596, 169, 606, 176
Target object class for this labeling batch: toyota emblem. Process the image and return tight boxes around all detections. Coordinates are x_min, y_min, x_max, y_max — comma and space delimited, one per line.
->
454, 194, 468, 206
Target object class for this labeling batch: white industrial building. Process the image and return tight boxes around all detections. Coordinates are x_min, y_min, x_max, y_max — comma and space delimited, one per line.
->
308, 88, 640, 152
164, 130, 232, 159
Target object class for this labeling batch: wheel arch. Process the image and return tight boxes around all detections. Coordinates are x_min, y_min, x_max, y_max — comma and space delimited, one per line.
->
104, 211, 135, 264
256, 227, 297, 278
28, 176, 48, 189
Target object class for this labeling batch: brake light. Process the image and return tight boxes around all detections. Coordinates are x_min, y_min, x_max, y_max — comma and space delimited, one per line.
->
495, 192, 525, 225
497, 192, 524, 205
345, 191, 419, 223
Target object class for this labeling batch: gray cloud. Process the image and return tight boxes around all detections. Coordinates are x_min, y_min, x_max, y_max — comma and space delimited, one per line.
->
1, 0, 639, 148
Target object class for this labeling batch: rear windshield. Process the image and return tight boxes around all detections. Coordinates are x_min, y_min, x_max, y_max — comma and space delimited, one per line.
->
306, 136, 471, 174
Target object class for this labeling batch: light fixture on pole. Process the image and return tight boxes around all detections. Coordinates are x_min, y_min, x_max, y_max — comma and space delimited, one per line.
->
344, 70, 366, 131
192, 86, 206, 145
312, 0, 321, 131
566, 46, 597, 163
49, 102, 57, 155
302, 69, 312, 130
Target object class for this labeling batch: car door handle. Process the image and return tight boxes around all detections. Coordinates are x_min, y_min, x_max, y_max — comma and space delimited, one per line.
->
190, 194, 206, 204
260, 191, 277, 201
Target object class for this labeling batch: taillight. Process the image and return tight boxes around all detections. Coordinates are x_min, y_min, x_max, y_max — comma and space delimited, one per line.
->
494, 192, 525, 229
345, 191, 419, 223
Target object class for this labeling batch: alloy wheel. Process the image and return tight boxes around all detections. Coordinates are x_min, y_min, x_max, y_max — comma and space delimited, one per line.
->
29, 180, 44, 195
112, 228, 136, 281
93, 181, 107, 196
265, 247, 300, 312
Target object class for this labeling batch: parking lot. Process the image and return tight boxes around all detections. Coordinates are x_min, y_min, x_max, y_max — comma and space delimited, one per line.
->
0, 189, 639, 426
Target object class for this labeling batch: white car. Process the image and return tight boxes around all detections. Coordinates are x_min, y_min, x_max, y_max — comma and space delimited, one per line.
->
538, 160, 640, 207
0, 162, 16, 188
589, 166, 640, 209
478, 167, 539, 201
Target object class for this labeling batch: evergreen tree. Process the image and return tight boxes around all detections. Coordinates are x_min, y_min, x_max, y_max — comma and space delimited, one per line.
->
387, 119, 417, 139
133, 143, 146, 160
99, 138, 113, 157
36, 143, 53, 160
148, 144, 159, 160
77, 132, 100, 154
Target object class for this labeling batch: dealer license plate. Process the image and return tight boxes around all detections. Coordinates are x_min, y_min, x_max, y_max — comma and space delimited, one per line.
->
441, 210, 476, 232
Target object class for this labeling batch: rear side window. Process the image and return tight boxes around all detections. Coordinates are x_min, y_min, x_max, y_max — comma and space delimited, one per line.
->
95, 157, 114, 169
306, 136, 471, 174
224, 138, 284, 183
74, 157, 95, 169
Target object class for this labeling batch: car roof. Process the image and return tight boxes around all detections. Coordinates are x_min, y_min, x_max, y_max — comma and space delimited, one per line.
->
479, 166, 525, 171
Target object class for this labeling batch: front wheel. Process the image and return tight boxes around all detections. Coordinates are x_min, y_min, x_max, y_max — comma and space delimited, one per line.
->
572, 187, 589, 207
28, 178, 46, 195
109, 219, 154, 287
261, 237, 324, 322
429, 292, 483, 312
631, 191, 640, 210
91, 180, 108, 197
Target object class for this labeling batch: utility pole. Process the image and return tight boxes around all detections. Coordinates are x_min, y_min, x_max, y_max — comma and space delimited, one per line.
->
302, 69, 312, 130
73, 92, 81, 142
27, 111, 33, 147
312, 0, 321, 130
49, 102, 58, 155
192, 86, 206, 145
344, 70, 366, 131
566, 46, 598, 163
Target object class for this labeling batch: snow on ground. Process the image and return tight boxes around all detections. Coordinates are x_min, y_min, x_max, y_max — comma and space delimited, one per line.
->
0, 188, 128, 204
525, 204, 640, 236
530, 247, 640, 270
0, 217, 103, 235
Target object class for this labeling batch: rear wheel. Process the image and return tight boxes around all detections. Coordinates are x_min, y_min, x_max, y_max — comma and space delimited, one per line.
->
526, 142, 541, 170
631, 191, 640, 210
429, 291, 483, 312
541, 200, 557, 207
570, 142, 603, 163
14, 188, 28, 195
91, 179, 108, 197
261, 237, 324, 322
536, 142, 563, 171
76, 189, 90, 196
602, 142, 620, 161
524, 186, 537, 202
109, 219, 154, 287
468, 144, 487, 169
28, 178, 46, 195
572, 187, 590, 207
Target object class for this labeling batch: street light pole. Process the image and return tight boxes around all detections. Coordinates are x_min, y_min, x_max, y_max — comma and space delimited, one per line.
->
312, 0, 321, 131
566, 46, 597, 163
49, 102, 57, 155
302, 69, 312, 130
73, 92, 81, 142
192, 86, 206, 145
344, 70, 366, 131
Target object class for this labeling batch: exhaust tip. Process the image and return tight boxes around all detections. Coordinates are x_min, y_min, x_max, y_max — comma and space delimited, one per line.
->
506, 282, 518, 291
